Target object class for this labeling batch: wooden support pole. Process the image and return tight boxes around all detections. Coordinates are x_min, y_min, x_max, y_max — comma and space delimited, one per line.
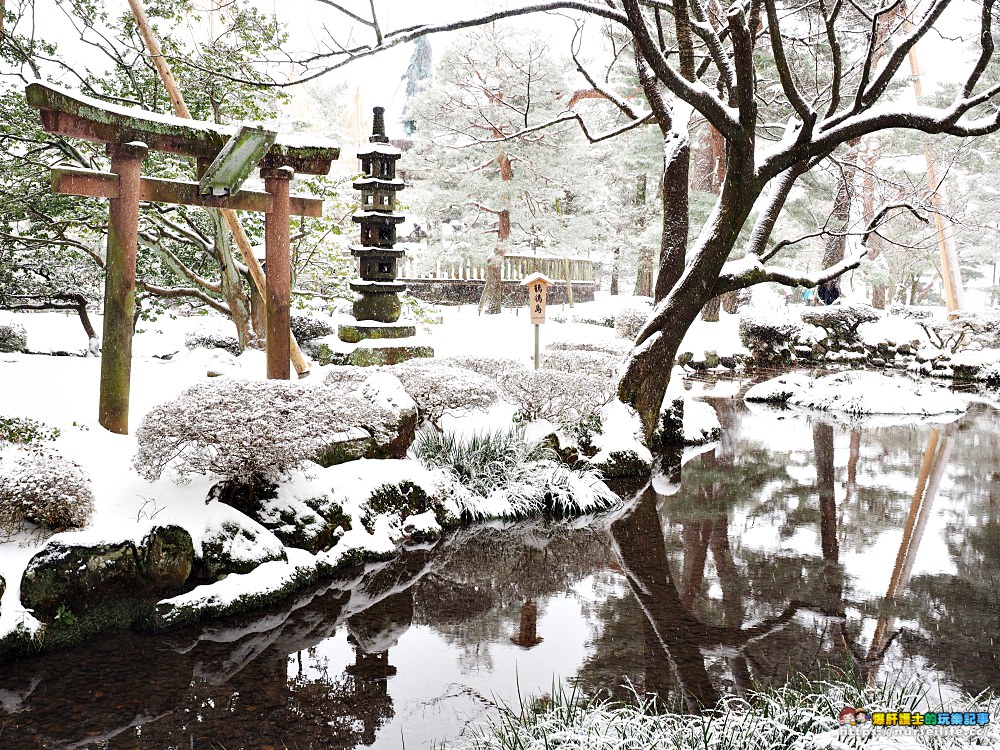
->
99, 141, 147, 434
264, 168, 292, 380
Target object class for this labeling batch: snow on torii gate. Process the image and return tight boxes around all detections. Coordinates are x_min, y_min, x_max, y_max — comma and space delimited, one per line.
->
25, 81, 340, 434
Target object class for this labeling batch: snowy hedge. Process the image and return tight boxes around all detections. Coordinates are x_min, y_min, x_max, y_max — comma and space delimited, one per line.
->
389, 360, 500, 428
546, 339, 632, 357
289, 315, 335, 343
498, 369, 613, 427
183, 330, 242, 355
0, 450, 94, 533
0, 321, 27, 353
441, 355, 526, 379
614, 300, 653, 340
542, 349, 622, 381
134, 377, 405, 485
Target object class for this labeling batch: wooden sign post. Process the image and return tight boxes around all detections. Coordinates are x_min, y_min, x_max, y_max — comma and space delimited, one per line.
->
520, 272, 553, 370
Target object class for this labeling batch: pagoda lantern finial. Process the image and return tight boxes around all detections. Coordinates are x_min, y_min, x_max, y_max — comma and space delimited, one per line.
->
370, 106, 389, 144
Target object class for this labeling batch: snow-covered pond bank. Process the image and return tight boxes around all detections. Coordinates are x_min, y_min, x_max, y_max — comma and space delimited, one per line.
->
2, 398, 1000, 748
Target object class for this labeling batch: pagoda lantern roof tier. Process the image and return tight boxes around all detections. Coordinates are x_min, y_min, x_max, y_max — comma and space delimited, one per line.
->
350, 280, 407, 294
353, 177, 405, 191
351, 246, 406, 258
357, 143, 402, 158
352, 211, 406, 224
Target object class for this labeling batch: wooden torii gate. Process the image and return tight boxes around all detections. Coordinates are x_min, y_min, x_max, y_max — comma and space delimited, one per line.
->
25, 81, 340, 434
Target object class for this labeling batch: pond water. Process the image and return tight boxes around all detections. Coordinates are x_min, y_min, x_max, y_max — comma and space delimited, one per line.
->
2, 395, 999, 749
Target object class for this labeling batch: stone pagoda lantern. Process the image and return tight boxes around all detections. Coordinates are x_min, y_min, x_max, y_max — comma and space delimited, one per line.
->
350, 106, 406, 323
338, 107, 433, 366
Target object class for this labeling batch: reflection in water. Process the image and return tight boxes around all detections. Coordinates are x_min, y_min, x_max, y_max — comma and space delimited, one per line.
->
2, 400, 999, 748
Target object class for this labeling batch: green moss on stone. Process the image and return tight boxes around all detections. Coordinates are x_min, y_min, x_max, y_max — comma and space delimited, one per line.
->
348, 345, 434, 367
338, 322, 417, 343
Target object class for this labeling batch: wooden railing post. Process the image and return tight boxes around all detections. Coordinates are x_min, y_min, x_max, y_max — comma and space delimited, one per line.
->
99, 141, 147, 434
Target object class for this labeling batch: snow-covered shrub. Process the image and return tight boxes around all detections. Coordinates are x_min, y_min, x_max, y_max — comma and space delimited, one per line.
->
889, 304, 932, 320
322, 365, 375, 389
134, 377, 401, 485
0, 451, 94, 533
546, 338, 632, 357
389, 360, 499, 428
412, 428, 617, 518
800, 303, 880, 343
441, 355, 526, 379
0, 321, 27, 353
0, 416, 60, 446
919, 309, 1000, 352
614, 300, 653, 340
542, 349, 622, 381
184, 330, 242, 355
498, 369, 613, 427
290, 315, 335, 343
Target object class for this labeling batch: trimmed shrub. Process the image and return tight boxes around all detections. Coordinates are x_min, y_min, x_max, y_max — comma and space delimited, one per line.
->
134, 377, 403, 485
389, 360, 500, 428
614, 301, 653, 340
546, 339, 632, 357
441, 355, 526, 379
498, 369, 613, 427
0, 450, 95, 534
290, 315, 335, 343
542, 350, 622, 381
0, 321, 27, 353
801, 303, 880, 343
184, 330, 241, 355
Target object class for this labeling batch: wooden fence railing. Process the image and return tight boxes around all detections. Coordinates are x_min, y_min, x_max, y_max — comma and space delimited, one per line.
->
392, 253, 594, 282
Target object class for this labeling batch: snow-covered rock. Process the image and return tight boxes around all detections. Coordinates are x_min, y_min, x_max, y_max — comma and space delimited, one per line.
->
746, 370, 966, 417
586, 400, 653, 478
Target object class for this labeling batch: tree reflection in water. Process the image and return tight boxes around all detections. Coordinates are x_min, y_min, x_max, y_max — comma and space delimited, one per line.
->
2, 400, 999, 748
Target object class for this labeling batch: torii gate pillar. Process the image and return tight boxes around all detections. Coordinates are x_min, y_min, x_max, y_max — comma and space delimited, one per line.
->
263, 167, 293, 380
99, 141, 148, 434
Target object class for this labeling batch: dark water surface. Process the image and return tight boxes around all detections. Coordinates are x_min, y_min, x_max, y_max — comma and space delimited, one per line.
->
2, 396, 999, 749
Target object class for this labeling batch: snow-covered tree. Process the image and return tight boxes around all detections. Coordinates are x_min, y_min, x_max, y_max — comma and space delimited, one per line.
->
290, 0, 1000, 440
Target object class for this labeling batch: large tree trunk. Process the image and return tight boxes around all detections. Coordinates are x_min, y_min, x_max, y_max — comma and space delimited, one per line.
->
820, 141, 859, 302
478, 152, 512, 315
620, 133, 757, 442
654, 139, 691, 302
634, 245, 654, 297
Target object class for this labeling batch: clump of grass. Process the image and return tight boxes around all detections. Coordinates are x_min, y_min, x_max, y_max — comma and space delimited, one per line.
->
438, 677, 999, 750
411, 427, 618, 519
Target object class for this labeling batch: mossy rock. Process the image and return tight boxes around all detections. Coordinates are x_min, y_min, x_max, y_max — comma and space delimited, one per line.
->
338, 322, 417, 344
254, 493, 352, 553
149, 562, 318, 632
348, 344, 434, 367
314, 403, 417, 467
362, 479, 458, 536
200, 519, 287, 578
20, 525, 194, 621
